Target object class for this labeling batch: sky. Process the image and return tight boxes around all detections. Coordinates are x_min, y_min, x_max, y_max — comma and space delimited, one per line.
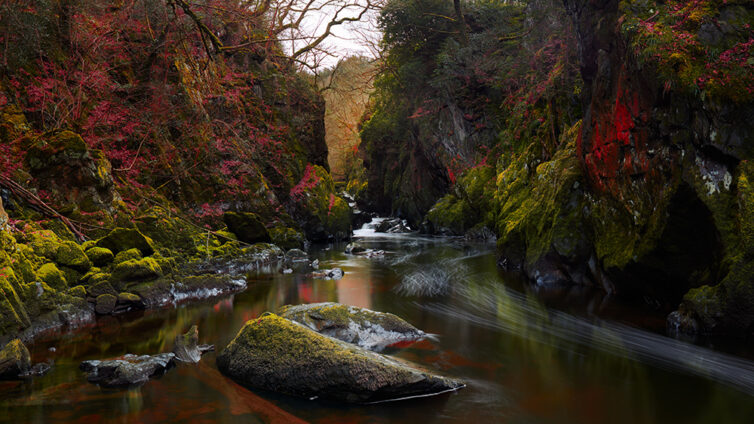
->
283, 0, 382, 70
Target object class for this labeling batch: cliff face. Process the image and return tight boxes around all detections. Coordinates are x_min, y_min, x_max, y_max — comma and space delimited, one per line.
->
363, 0, 754, 337
562, 0, 754, 335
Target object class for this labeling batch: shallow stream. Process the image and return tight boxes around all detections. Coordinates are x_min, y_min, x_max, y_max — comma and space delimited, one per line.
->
1, 221, 754, 423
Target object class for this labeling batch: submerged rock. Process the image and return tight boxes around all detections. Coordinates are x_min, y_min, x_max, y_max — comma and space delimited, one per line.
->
80, 353, 175, 387
278, 303, 425, 351
0, 339, 31, 380
216, 314, 463, 403
309, 268, 344, 280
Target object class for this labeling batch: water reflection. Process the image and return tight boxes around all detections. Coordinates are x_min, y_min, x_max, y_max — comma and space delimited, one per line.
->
0, 230, 753, 423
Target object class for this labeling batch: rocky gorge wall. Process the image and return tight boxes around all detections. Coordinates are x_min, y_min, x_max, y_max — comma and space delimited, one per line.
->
361, 0, 754, 337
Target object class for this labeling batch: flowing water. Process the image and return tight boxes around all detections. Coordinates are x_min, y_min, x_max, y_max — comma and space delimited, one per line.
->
2, 220, 754, 423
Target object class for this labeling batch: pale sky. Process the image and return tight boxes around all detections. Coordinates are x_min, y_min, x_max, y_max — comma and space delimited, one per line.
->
283, 1, 382, 70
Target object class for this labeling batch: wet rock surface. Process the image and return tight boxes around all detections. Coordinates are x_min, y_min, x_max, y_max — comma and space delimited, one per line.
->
375, 218, 412, 234
309, 268, 344, 280
278, 302, 425, 351
216, 314, 464, 404
0, 339, 31, 380
80, 353, 175, 388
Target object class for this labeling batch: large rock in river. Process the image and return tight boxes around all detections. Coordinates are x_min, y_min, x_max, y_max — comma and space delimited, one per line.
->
278, 302, 425, 351
216, 314, 463, 403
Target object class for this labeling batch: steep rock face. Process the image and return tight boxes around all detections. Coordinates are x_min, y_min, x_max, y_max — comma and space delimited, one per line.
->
560, 0, 754, 334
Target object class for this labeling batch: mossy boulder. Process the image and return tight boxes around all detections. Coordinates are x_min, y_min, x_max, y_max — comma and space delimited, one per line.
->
88, 280, 117, 298
85, 247, 114, 267
113, 248, 142, 265
111, 258, 162, 287
95, 294, 117, 315
68, 285, 87, 298
278, 303, 425, 351
0, 339, 31, 379
269, 227, 305, 250
96, 228, 155, 256
0, 270, 30, 336
216, 314, 464, 403
55, 241, 91, 272
223, 212, 271, 244
36, 263, 67, 291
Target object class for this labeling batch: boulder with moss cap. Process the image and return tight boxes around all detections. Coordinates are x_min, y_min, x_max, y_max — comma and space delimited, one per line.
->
216, 313, 463, 403
85, 246, 114, 266
96, 228, 155, 256
0, 339, 31, 379
278, 302, 425, 351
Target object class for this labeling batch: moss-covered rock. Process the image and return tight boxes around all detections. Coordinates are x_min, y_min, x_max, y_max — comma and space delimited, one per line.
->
113, 248, 142, 265
55, 241, 91, 272
68, 285, 87, 299
0, 270, 31, 335
94, 294, 117, 315
96, 228, 155, 256
0, 339, 31, 379
36, 263, 67, 291
85, 247, 114, 267
88, 280, 117, 298
111, 258, 162, 287
223, 212, 271, 244
291, 165, 352, 241
269, 226, 305, 250
424, 165, 496, 236
278, 302, 425, 351
216, 314, 463, 403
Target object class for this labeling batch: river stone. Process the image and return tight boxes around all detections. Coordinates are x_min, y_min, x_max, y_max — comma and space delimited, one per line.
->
345, 242, 366, 254
375, 218, 411, 233
309, 268, 344, 280
278, 303, 425, 351
216, 314, 463, 403
95, 294, 117, 315
80, 353, 175, 387
0, 339, 31, 380
96, 228, 155, 256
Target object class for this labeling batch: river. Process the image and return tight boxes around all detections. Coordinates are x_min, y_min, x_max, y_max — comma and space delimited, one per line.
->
1, 220, 753, 423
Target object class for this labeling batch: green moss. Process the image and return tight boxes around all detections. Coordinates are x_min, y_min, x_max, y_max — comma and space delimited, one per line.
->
269, 227, 305, 250
111, 257, 162, 288
55, 241, 91, 272
35, 263, 67, 291
96, 228, 155, 256
87, 280, 117, 298
495, 123, 588, 266
223, 212, 271, 244
0, 339, 31, 379
113, 248, 142, 265
94, 294, 117, 315
0, 270, 31, 335
85, 246, 114, 266
68, 285, 87, 298
27, 230, 61, 261
117, 292, 141, 304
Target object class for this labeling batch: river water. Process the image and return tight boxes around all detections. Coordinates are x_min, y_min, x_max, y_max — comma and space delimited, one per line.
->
1, 220, 754, 423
